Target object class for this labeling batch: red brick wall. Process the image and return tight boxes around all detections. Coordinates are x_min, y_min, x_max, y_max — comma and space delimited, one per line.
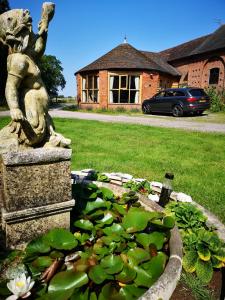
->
76, 74, 82, 105
141, 72, 159, 101
172, 52, 225, 90
99, 70, 108, 109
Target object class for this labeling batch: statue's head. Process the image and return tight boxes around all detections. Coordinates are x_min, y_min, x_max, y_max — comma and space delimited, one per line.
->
0, 9, 33, 52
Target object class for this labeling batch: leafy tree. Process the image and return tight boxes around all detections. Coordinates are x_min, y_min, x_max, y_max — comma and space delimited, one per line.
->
38, 55, 66, 98
0, 0, 10, 105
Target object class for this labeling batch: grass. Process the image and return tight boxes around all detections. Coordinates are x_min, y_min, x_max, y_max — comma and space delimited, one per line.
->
0, 116, 225, 224
180, 272, 215, 300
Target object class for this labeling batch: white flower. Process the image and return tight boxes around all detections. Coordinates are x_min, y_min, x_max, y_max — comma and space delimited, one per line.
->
6, 273, 35, 300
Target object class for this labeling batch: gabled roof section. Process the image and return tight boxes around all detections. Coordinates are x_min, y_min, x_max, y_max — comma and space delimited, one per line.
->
190, 24, 225, 56
159, 24, 225, 62
75, 43, 180, 76
141, 51, 180, 76
159, 35, 210, 62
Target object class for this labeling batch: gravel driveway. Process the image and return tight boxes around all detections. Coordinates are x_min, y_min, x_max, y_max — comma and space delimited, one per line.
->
1, 110, 225, 134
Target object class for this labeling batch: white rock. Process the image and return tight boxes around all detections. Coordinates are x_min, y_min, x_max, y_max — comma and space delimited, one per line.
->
134, 178, 146, 182
177, 192, 192, 203
148, 194, 160, 202
150, 181, 163, 189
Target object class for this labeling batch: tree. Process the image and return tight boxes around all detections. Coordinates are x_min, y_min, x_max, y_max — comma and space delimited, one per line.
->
0, 0, 10, 105
0, 0, 10, 14
38, 55, 66, 98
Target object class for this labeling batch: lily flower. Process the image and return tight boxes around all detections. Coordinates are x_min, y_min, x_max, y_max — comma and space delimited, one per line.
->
6, 273, 35, 300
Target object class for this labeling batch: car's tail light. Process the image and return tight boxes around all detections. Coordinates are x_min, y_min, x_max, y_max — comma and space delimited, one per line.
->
187, 97, 198, 102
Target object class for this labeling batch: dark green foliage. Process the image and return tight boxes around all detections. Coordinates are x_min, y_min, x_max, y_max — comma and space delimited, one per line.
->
38, 55, 66, 98
206, 87, 225, 112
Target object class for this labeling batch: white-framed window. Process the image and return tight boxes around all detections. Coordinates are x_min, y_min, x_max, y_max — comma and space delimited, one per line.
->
82, 75, 99, 102
109, 74, 140, 104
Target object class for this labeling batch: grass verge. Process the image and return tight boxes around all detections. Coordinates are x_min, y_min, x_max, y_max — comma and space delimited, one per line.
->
0, 116, 225, 224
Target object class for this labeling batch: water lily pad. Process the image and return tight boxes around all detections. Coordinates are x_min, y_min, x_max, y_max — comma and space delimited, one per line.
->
48, 270, 88, 293
99, 187, 115, 200
115, 264, 136, 283
136, 232, 165, 250
127, 248, 150, 265
32, 256, 53, 270
119, 285, 147, 300
113, 203, 127, 215
133, 266, 153, 287
74, 233, 90, 245
45, 229, 78, 250
88, 265, 108, 284
25, 236, 51, 259
96, 212, 114, 227
98, 282, 125, 300
84, 198, 109, 214
37, 288, 74, 300
101, 254, 124, 274
74, 219, 94, 231
163, 216, 175, 229
122, 207, 152, 233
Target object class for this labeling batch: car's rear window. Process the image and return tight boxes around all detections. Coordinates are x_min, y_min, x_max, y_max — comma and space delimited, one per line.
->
189, 89, 207, 97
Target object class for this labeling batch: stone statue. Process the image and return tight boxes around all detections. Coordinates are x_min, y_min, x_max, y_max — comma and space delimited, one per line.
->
0, 2, 71, 153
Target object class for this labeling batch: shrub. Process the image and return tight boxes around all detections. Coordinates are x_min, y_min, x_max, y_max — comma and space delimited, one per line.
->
206, 87, 225, 112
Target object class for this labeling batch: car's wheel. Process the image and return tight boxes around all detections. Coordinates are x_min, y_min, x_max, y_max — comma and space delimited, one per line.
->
196, 110, 204, 116
142, 103, 151, 114
172, 105, 183, 117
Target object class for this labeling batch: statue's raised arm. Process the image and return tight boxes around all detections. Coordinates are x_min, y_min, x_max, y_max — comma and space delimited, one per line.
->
0, 2, 70, 153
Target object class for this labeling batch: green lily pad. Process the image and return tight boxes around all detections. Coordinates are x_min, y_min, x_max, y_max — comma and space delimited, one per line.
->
136, 232, 165, 250
32, 256, 53, 270
36, 288, 74, 300
163, 216, 175, 229
88, 265, 108, 284
98, 282, 125, 300
84, 198, 109, 214
96, 212, 114, 227
113, 203, 127, 215
122, 207, 151, 233
99, 187, 115, 200
74, 233, 90, 245
49, 251, 64, 259
74, 219, 94, 231
119, 285, 147, 300
101, 254, 124, 274
48, 270, 89, 293
133, 266, 153, 287
25, 236, 51, 259
103, 223, 124, 235
45, 229, 78, 250
140, 252, 167, 286
115, 264, 136, 283
127, 248, 150, 265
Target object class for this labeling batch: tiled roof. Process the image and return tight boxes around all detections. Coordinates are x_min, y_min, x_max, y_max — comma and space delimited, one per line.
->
160, 24, 225, 62
75, 43, 180, 76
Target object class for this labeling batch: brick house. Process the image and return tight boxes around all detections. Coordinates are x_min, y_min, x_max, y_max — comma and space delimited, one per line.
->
75, 25, 225, 110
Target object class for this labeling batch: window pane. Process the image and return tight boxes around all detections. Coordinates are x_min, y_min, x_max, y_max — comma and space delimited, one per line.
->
94, 76, 98, 89
88, 90, 93, 101
113, 76, 119, 89
88, 75, 93, 89
189, 89, 207, 97
130, 90, 139, 103
93, 91, 98, 102
120, 76, 127, 89
82, 77, 87, 89
120, 90, 129, 103
130, 76, 136, 89
209, 68, 219, 85
112, 90, 119, 103
82, 91, 87, 102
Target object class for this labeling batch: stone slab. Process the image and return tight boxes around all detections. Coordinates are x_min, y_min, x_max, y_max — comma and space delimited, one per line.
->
1, 149, 72, 212
1, 148, 72, 166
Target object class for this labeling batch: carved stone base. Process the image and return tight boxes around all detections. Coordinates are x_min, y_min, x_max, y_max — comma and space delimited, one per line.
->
0, 148, 75, 249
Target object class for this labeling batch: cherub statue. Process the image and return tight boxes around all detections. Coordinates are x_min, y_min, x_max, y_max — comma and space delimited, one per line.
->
0, 2, 71, 153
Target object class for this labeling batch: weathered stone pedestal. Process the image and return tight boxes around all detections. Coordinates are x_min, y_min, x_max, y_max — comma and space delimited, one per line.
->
0, 148, 75, 249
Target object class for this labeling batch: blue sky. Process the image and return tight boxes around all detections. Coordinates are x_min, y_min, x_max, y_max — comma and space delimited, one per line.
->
10, 0, 225, 96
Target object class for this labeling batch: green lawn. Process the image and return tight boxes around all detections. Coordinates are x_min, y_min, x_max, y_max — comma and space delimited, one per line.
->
1, 116, 225, 224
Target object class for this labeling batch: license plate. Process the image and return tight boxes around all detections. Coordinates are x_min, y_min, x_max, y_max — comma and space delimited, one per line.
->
199, 99, 206, 103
